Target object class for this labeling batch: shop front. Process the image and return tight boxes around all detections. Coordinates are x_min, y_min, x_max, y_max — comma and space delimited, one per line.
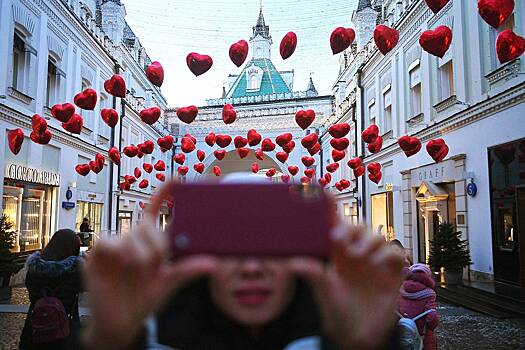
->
76, 191, 105, 241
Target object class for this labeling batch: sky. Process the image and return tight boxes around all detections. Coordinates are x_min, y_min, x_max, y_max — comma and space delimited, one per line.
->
122, 0, 359, 107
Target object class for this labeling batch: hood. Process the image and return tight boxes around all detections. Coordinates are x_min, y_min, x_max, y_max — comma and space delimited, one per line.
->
407, 270, 436, 289
402, 280, 428, 293
26, 252, 79, 279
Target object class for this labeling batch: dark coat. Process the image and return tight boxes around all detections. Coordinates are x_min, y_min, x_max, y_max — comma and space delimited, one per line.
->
19, 252, 83, 350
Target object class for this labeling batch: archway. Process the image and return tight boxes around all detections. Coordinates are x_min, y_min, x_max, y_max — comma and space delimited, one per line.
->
204, 149, 285, 178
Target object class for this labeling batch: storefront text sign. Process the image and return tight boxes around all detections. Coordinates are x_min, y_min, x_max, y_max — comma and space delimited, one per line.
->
410, 160, 455, 186
5, 164, 60, 186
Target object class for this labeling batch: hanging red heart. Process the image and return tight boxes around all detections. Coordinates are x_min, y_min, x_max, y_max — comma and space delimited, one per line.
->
330, 137, 350, 151
237, 148, 250, 159
95, 153, 105, 168
330, 27, 356, 54
146, 61, 164, 87
222, 104, 237, 124
307, 142, 321, 156
282, 140, 296, 154
143, 163, 154, 173
347, 157, 363, 170
184, 133, 197, 145
104, 74, 127, 98
193, 163, 205, 174
181, 137, 196, 153
419, 26, 452, 58
157, 135, 174, 152
301, 133, 319, 149
496, 29, 525, 63
255, 149, 264, 160
89, 161, 103, 174
134, 167, 142, 179
340, 179, 351, 189
478, 0, 515, 29
30, 130, 52, 145
369, 171, 383, 184
288, 166, 299, 176
247, 129, 262, 146
108, 147, 120, 165
234, 136, 248, 148
31, 114, 48, 134
74, 88, 97, 110
7, 129, 24, 155
101, 108, 119, 128
172, 154, 185, 165
51, 103, 75, 123
261, 138, 276, 152
125, 175, 137, 185
140, 107, 161, 125
205, 132, 216, 147
139, 179, 149, 189
324, 173, 332, 183
328, 123, 350, 138
154, 160, 166, 171
139, 201, 145, 210
332, 149, 346, 162
266, 168, 277, 177
276, 152, 289, 163
216, 135, 232, 148
281, 174, 291, 183
362, 124, 380, 144
367, 162, 382, 175
426, 138, 449, 163
326, 163, 340, 173
276, 133, 293, 147
186, 52, 213, 76
156, 173, 166, 182
62, 114, 83, 134
367, 136, 383, 154
120, 181, 131, 191
137, 151, 144, 159
75, 164, 91, 176
214, 149, 226, 161
123, 145, 139, 158
177, 105, 198, 124
251, 163, 259, 173
195, 150, 205, 162
318, 178, 328, 187
374, 25, 399, 55
424, 0, 449, 13
213, 166, 222, 177
335, 181, 344, 191
304, 168, 316, 179
280, 32, 297, 60
295, 110, 316, 130
301, 156, 315, 167
229, 39, 249, 67
398, 136, 422, 157
138, 140, 155, 155
176, 166, 188, 176
300, 176, 310, 185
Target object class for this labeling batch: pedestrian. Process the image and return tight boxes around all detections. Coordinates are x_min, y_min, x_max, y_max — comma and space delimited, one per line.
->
82, 180, 406, 350
398, 263, 439, 350
19, 229, 83, 350
79, 218, 93, 246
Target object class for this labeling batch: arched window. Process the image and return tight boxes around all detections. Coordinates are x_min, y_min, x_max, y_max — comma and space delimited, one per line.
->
249, 74, 259, 90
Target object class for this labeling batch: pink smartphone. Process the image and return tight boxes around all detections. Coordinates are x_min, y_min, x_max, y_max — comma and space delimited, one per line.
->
168, 183, 331, 258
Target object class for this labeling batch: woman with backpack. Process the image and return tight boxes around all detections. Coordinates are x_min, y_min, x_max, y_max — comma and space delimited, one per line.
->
19, 229, 83, 350
398, 263, 439, 350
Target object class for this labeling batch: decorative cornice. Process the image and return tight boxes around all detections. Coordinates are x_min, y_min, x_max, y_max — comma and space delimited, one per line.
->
485, 59, 521, 86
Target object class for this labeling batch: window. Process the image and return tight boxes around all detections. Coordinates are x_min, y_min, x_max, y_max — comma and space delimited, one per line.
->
409, 63, 422, 118
46, 57, 58, 107
383, 85, 392, 132
490, 14, 516, 70
118, 211, 133, 236
371, 191, 394, 241
99, 94, 111, 139
438, 60, 454, 101
12, 30, 27, 91
80, 79, 93, 130
76, 202, 103, 236
368, 99, 376, 126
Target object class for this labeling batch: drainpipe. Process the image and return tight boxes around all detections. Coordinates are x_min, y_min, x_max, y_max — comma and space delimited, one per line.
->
114, 95, 126, 236
356, 64, 366, 221
107, 61, 120, 238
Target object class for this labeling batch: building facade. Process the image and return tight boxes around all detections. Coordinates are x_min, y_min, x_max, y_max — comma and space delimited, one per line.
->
0, 0, 170, 253
327, 0, 525, 293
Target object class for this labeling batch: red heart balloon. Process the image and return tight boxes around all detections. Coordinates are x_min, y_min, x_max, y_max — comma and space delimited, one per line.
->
318, 178, 328, 187
374, 25, 399, 55
205, 132, 216, 147
332, 149, 346, 162
276, 133, 293, 147
255, 149, 264, 160
369, 171, 383, 184
137, 151, 144, 159
213, 166, 222, 177
51, 103, 75, 123
295, 110, 316, 130
186, 52, 213, 76
281, 174, 291, 184
276, 151, 289, 163
326, 163, 340, 173
89, 161, 103, 174
74, 88, 97, 110
214, 149, 226, 161
216, 135, 232, 148
75, 164, 91, 176
237, 148, 250, 159
230, 39, 249, 67
7, 128, 24, 155
330, 27, 355, 54
324, 173, 332, 183
426, 139, 449, 163
307, 142, 321, 156
304, 168, 316, 179
177, 105, 198, 124
496, 29, 525, 64
140, 107, 161, 125
146, 61, 164, 87
301, 133, 319, 149
107, 147, 120, 165
157, 135, 174, 152
251, 163, 259, 173
101, 108, 119, 128
154, 160, 166, 172
234, 136, 248, 148
143, 163, 154, 173
120, 181, 131, 191
134, 167, 142, 179
335, 181, 344, 191
330, 137, 350, 151
419, 25, 453, 58
194, 163, 205, 174
184, 133, 197, 145
367, 136, 383, 154
301, 176, 310, 185
31, 114, 48, 134
347, 157, 363, 170
341, 179, 351, 189
156, 173, 166, 182
139, 201, 145, 210
478, 0, 515, 29
398, 136, 422, 157
123, 145, 139, 158
173, 153, 186, 166
30, 130, 52, 145
280, 32, 297, 60
266, 168, 277, 177
288, 166, 299, 176
301, 156, 315, 167
95, 153, 105, 168
104, 74, 127, 98
181, 136, 196, 153
328, 123, 350, 138
282, 140, 296, 154
197, 150, 206, 162
261, 138, 276, 152
126, 175, 137, 185
222, 104, 237, 124
62, 114, 83, 134
247, 129, 262, 146
139, 179, 149, 189
138, 140, 155, 155
424, 0, 450, 14
367, 162, 382, 175
362, 124, 379, 144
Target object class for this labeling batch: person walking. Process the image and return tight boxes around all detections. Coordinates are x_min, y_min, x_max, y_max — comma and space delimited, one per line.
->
78, 218, 93, 246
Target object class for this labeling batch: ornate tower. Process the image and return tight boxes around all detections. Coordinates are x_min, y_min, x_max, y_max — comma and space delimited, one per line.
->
352, 0, 379, 51
250, 2, 272, 60
100, 0, 127, 45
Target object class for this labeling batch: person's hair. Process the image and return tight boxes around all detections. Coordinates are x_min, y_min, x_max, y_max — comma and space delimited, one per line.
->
83, 218, 89, 222
388, 239, 404, 249
41, 229, 81, 261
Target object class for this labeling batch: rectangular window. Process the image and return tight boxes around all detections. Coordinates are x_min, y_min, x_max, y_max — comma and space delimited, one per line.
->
371, 191, 394, 241
383, 85, 392, 132
12, 32, 26, 91
368, 99, 376, 126
409, 62, 422, 118
118, 211, 133, 236
76, 202, 103, 241
438, 60, 454, 101
46, 58, 58, 107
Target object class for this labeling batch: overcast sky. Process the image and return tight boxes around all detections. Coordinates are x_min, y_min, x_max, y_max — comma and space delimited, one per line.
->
122, 0, 358, 107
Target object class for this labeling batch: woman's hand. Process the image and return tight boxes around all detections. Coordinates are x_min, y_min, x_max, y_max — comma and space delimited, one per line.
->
82, 182, 217, 350
290, 224, 404, 350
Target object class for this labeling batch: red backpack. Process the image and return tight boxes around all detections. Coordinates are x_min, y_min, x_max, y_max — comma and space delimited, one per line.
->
29, 290, 71, 344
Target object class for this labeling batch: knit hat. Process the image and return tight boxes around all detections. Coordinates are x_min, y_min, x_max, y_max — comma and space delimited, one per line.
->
409, 263, 432, 277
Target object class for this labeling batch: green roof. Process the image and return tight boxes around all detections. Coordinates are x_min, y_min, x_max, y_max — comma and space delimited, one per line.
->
227, 58, 291, 98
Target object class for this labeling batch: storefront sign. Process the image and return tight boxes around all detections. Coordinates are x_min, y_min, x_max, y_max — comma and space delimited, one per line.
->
411, 160, 455, 185
4, 164, 60, 186
77, 190, 104, 203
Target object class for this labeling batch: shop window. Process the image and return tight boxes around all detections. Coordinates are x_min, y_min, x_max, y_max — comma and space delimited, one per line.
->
76, 202, 103, 237
118, 211, 133, 236
371, 191, 394, 241
438, 60, 454, 102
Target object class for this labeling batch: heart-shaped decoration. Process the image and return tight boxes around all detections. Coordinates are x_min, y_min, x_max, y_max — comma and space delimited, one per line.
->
181, 136, 196, 153
173, 153, 185, 166
424, 0, 450, 14
301, 133, 319, 149
300, 176, 310, 185
123, 145, 139, 158
255, 149, 264, 160
156, 173, 166, 182
31, 114, 48, 134
374, 25, 399, 55
95, 153, 105, 168
347, 157, 363, 170
120, 181, 131, 191
295, 110, 316, 130
304, 168, 315, 179
186, 52, 213, 76
301, 156, 315, 167
184, 133, 197, 145
307, 142, 321, 156
75, 164, 91, 176
89, 161, 103, 174
62, 114, 83, 134
7, 129, 24, 155
108, 147, 120, 165
214, 149, 226, 161
197, 150, 206, 162
340, 179, 351, 189
328, 123, 350, 138
324, 173, 332, 183
125, 175, 137, 185
177, 105, 198, 124
426, 138, 449, 163
335, 181, 344, 191
137, 151, 144, 159
230, 39, 249, 67
251, 163, 259, 173
74, 88, 97, 110
266, 168, 277, 178
330, 27, 356, 54
369, 171, 383, 184
139, 179, 149, 189
247, 129, 262, 146
367, 162, 382, 175
330, 137, 350, 151
282, 140, 296, 154
354, 165, 366, 178
288, 166, 299, 176
101, 108, 119, 128
139, 201, 146, 210
326, 163, 340, 173
261, 138, 276, 152
276, 133, 293, 147
398, 136, 422, 157
51, 103, 75, 123
216, 135, 232, 148
146, 61, 164, 87
138, 140, 155, 155
143, 163, 154, 173
362, 124, 379, 144
140, 107, 161, 125
281, 174, 291, 183
234, 136, 248, 148
332, 149, 346, 162
154, 160, 166, 172
367, 136, 383, 154
205, 132, 216, 147
280, 32, 298, 60
30, 130, 52, 145
237, 147, 250, 159
318, 178, 328, 187
194, 163, 205, 174
496, 29, 525, 64
276, 151, 289, 163
104, 74, 127, 98
134, 167, 142, 179
213, 166, 222, 177
419, 25, 453, 58
177, 166, 188, 176
222, 104, 237, 124
478, 0, 515, 29
158, 135, 174, 152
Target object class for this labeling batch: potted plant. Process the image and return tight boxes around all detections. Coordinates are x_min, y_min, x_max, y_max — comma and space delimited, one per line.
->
429, 222, 471, 285
0, 215, 23, 301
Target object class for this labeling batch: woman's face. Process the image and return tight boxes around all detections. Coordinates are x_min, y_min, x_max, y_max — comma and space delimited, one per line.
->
209, 257, 296, 327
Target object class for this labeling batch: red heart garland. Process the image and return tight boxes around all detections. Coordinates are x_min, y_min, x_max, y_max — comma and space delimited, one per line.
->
347, 157, 363, 170
177, 166, 189, 176
304, 168, 315, 179
261, 138, 276, 152
255, 149, 264, 160
177, 105, 198, 124
301, 156, 315, 167
7, 129, 24, 155
139, 179, 149, 189
140, 107, 161, 125
247, 129, 262, 146
374, 25, 399, 55
288, 166, 299, 176
332, 149, 346, 162
367, 162, 382, 175
424, 0, 450, 14
143, 163, 154, 173
214, 150, 226, 161
335, 181, 344, 192
307, 142, 321, 156
398, 136, 422, 157
89, 161, 103, 174
146, 61, 164, 87
330, 27, 356, 54
186, 52, 213, 76
340, 179, 351, 189
154, 160, 166, 172
138, 140, 155, 155
134, 167, 142, 179
478, 0, 515, 29
137, 151, 144, 159
353, 166, 366, 178
251, 163, 259, 173
419, 25, 453, 58
216, 135, 232, 148
496, 29, 525, 64
324, 173, 332, 183
213, 166, 222, 177
369, 172, 383, 184
125, 175, 137, 185
181, 137, 196, 153
62, 114, 83, 134
32, 114, 48, 134
120, 181, 131, 191
283, 141, 296, 154
367, 136, 383, 154
362, 124, 380, 144
328, 123, 350, 138
237, 148, 250, 159
330, 137, 350, 151
157, 135, 174, 152
326, 163, 340, 173
197, 150, 206, 162
107, 147, 120, 165
222, 104, 237, 124
51, 103, 75, 123
101, 108, 119, 128
104, 74, 127, 98
74, 89, 97, 110
156, 173, 166, 182
75, 164, 91, 176
229, 39, 249, 67
123, 145, 139, 158
426, 139, 449, 163
30, 130, 52, 145
174, 153, 186, 165
194, 163, 205, 174
280, 32, 298, 60
281, 174, 291, 184
234, 136, 248, 148
276, 151, 289, 163
205, 133, 216, 147
318, 178, 328, 187
184, 133, 197, 145
266, 168, 277, 178
301, 133, 319, 149
95, 153, 105, 168
301, 176, 310, 185
295, 110, 316, 130
276, 133, 293, 147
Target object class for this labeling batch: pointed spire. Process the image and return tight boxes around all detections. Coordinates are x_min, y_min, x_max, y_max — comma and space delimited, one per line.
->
357, 0, 372, 11
306, 75, 318, 97
252, 1, 271, 40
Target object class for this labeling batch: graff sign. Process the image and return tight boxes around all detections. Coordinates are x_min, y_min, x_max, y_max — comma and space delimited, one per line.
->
5, 164, 60, 186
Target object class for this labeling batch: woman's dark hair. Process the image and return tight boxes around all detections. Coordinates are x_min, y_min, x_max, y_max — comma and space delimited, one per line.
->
388, 239, 404, 249
41, 229, 81, 261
